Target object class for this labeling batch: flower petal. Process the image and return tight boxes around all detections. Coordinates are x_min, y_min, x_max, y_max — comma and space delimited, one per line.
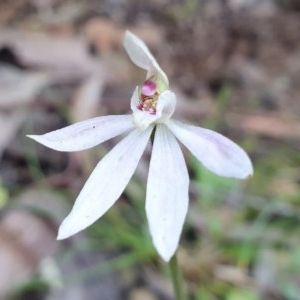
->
146, 125, 189, 262
130, 86, 140, 112
156, 90, 176, 121
27, 115, 134, 151
132, 110, 158, 131
166, 120, 253, 179
57, 126, 153, 240
123, 31, 169, 86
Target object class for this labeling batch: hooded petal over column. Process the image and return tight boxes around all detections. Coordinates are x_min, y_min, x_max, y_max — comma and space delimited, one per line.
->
123, 31, 169, 86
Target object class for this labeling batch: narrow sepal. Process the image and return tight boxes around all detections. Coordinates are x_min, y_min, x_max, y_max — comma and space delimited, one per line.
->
27, 115, 134, 151
166, 120, 253, 179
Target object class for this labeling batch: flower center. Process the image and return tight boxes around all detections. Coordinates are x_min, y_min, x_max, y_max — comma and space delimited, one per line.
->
137, 80, 159, 115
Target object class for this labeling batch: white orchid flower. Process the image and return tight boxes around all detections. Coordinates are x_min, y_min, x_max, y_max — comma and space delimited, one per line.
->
27, 31, 253, 262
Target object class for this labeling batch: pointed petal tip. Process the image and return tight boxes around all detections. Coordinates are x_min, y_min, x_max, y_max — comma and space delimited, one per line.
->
26, 134, 47, 145
153, 235, 179, 262
56, 228, 68, 241
56, 234, 64, 241
57, 224, 74, 240
124, 31, 142, 46
238, 155, 254, 179
229, 161, 253, 180
238, 171, 253, 180
155, 240, 178, 262
124, 30, 134, 39
26, 134, 38, 140
248, 164, 254, 177
159, 250, 174, 262
244, 165, 254, 179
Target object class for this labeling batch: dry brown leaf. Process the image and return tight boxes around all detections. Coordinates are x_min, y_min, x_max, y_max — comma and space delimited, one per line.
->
253, 249, 276, 291
84, 18, 164, 55
0, 65, 49, 109
0, 189, 65, 298
16, 188, 69, 224
130, 288, 157, 300
214, 265, 250, 285
227, 113, 300, 139
269, 169, 300, 197
0, 110, 26, 159
1, 211, 58, 260
0, 214, 54, 299
85, 18, 123, 54
0, 228, 36, 299
0, 29, 100, 82
72, 74, 105, 122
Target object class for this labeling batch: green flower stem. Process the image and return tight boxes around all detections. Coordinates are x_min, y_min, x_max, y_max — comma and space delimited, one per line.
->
169, 253, 187, 300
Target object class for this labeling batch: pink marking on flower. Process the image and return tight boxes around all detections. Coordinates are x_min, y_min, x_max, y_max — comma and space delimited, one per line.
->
142, 80, 157, 96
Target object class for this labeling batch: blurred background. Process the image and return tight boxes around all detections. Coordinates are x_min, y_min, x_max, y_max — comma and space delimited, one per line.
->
0, 0, 300, 299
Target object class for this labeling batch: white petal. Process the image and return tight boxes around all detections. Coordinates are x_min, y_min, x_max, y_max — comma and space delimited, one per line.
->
130, 86, 140, 113
166, 120, 253, 179
146, 125, 189, 262
156, 90, 176, 121
132, 110, 158, 131
57, 126, 153, 239
123, 31, 169, 86
131, 88, 176, 131
27, 115, 134, 151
